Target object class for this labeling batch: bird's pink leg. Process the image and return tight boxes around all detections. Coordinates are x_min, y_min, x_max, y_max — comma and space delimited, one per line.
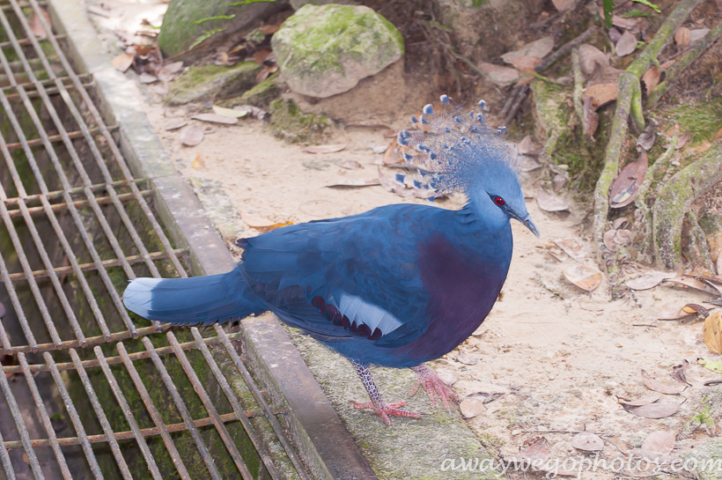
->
350, 359, 422, 426
409, 364, 459, 410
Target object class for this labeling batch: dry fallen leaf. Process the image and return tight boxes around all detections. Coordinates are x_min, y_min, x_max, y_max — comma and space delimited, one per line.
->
623, 402, 680, 419
579, 44, 610, 77
571, 432, 604, 452
162, 61, 184, 74
704, 310, 722, 354
478, 62, 519, 85
551, 0, 575, 12
191, 113, 238, 125
520, 437, 551, 462
518, 136, 540, 156
665, 275, 720, 296
583, 97, 599, 137
459, 397, 486, 419
29, 7, 51, 38
303, 144, 347, 154
582, 83, 619, 110
212, 105, 249, 119
191, 153, 205, 170
642, 66, 662, 92
563, 264, 603, 292
636, 123, 656, 151
641, 370, 686, 395
690, 28, 710, 44
698, 358, 722, 374
672, 360, 690, 385
641, 431, 676, 460
112, 53, 134, 72
163, 119, 187, 131
338, 160, 363, 170
626, 271, 676, 290
501, 36, 554, 65
553, 237, 589, 262
326, 178, 381, 188
138, 72, 158, 84
536, 188, 569, 212
675, 26, 691, 46
612, 15, 638, 30
610, 151, 648, 208
618, 393, 661, 407
616, 30, 638, 57
507, 55, 542, 71
519, 155, 542, 172
180, 126, 204, 147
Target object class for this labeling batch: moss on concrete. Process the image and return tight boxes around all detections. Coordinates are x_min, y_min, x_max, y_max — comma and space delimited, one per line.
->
269, 99, 331, 144
164, 62, 262, 106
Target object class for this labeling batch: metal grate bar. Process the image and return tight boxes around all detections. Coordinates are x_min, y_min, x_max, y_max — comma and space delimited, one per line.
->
18, 353, 73, 479
141, 336, 223, 480
0, 0, 312, 477
3, 247, 183, 282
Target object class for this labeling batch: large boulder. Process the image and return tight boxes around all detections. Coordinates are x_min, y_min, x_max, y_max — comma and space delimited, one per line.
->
271, 4, 404, 98
158, 0, 284, 58
290, 0, 354, 9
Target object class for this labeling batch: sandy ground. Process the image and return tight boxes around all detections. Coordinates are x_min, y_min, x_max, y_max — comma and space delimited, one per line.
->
87, 1, 722, 478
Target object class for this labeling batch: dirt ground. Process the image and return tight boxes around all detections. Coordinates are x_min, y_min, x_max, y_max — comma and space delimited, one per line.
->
87, 1, 722, 478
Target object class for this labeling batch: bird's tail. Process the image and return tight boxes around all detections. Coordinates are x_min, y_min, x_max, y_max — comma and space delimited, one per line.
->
122, 269, 266, 325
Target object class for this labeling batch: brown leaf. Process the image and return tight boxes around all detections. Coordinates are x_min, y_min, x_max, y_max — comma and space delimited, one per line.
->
260, 24, 280, 35
571, 432, 604, 452
704, 311, 722, 354
518, 136, 540, 156
641, 370, 686, 395
112, 53, 134, 72
254, 49, 272, 65
191, 153, 205, 169
161, 61, 184, 74
180, 126, 204, 147
618, 393, 661, 407
609, 28, 622, 43
637, 122, 656, 151
690, 28, 710, 44
610, 151, 648, 208
616, 30, 637, 57
603, 229, 618, 252
626, 271, 676, 290
553, 237, 589, 262
675, 27, 691, 47
612, 15, 638, 30
459, 397, 486, 419
163, 119, 187, 131
519, 155, 542, 172
579, 44, 610, 77
623, 402, 680, 418
382, 140, 403, 165
191, 113, 238, 125
551, 0, 574, 12
641, 431, 676, 460
642, 66, 662, 92
326, 178, 381, 188
303, 144, 347, 154
478, 62, 519, 85
138, 72, 158, 84
29, 7, 51, 38
582, 83, 618, 110
536, 188, 569, 212
502, 37, 554, 64
507, 55, 542, 71
583, 97, 599, 137
665, 275, 720, 296
520, 437, 551, 462
563, 264, 603, 292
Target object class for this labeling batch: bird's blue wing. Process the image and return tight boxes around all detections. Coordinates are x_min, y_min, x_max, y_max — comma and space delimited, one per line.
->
239, 204, 445, 347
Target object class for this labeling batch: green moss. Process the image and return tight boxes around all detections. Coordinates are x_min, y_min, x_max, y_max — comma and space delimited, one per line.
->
269, 99, 331, 144
164, 62, 262, 105
227, 71, 281, 107
654, 98, 722, 145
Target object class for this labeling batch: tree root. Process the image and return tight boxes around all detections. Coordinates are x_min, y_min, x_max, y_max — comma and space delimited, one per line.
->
648, 20, 722, 108
592, 0, 704, 273
652, 145, 722, 269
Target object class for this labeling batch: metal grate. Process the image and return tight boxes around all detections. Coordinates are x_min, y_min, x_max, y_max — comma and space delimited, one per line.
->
0, 0, 309, 478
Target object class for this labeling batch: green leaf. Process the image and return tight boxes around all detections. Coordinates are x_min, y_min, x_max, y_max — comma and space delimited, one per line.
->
602, 0, 614, 29
631, 0, 661, 13
194, 14, 236, 25
698, 358, 722, 374
229, 0, 277, 5
189, 27, 226, 50
621, 9, 652, 18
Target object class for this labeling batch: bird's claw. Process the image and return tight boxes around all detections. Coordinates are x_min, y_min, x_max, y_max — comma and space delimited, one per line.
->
409, 365, 459, 410
351, 400, 422, 426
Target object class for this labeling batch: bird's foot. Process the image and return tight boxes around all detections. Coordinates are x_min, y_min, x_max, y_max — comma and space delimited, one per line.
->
409, 364, 459, 410
351, 400, 421, 426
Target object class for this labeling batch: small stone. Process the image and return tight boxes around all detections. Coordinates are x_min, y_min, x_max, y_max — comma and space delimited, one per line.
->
456, 353, 481, 366
436, 369, 458, 386
460, 397, 486, 419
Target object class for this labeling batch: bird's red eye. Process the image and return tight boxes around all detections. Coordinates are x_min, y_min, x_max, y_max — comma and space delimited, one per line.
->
493, 196, 505, 207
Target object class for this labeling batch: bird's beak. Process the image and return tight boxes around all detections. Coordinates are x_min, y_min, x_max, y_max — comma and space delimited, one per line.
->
523, 218, 540, 237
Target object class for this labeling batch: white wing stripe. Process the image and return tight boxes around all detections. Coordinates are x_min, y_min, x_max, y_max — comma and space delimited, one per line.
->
337, 293, 404, 335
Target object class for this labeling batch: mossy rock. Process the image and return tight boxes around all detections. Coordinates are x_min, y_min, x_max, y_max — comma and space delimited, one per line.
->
227, 72, 282, 108
269, 99, 331, 144
158, 0, 284, 58
271, 4, 404, 98
290, 0, 354, 9
164, 62, 262, 106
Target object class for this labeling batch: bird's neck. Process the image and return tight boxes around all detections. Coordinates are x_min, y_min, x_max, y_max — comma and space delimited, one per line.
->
451, 202, 513, 259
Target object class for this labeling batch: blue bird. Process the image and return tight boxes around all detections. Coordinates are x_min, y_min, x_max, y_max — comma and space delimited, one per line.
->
123, 95, 539, 426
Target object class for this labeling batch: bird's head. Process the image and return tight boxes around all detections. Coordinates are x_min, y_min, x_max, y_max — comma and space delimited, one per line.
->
397, 95, 539, 237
